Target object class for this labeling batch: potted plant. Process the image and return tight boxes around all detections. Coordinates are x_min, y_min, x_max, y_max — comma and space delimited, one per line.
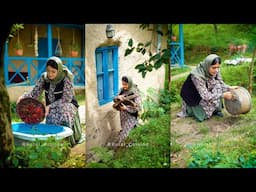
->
14, 41, 23, 56
14, 30, 24, 56
171, 35, 177, 42
70, 43, 79, 57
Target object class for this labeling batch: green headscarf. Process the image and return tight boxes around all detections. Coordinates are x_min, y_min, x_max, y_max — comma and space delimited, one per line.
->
190, 54, 220, 80
43, 56, 74, 84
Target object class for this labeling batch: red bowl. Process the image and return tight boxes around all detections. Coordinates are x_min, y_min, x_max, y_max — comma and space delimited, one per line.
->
16, 97, 46, 124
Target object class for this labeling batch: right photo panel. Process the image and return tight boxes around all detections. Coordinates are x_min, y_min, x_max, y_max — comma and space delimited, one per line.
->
85, 24, 170, 168
171, 24, 254, 168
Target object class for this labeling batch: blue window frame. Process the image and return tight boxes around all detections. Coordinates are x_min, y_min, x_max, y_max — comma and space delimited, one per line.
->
95, 46, 118, 105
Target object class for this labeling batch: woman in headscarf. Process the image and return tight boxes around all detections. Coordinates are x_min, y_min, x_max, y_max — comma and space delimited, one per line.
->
17, 56, 84, 146
113, 75, 141, 143
177, 54, 236, 122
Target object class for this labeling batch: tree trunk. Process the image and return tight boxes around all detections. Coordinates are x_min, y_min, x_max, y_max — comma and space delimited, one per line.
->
248, 47, 256, 95
0, 24, 14, 167
164, 61, 171, 91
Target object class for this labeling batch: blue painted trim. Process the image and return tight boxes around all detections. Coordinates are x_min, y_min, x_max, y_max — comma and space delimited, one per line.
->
27, 60, 31, 84
170, 24, 185, 68
179, 24, 185, 67
4, 41, 8, 85
113, 47, 118, 95
4, 24, 85, 86
47, 24, 52, 57
96, 46, 118, 105
5, 57, 85, 86
8, 61, 27, 83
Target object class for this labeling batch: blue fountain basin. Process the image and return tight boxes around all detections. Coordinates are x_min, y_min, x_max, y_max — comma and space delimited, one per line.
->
12, 122, 73, 142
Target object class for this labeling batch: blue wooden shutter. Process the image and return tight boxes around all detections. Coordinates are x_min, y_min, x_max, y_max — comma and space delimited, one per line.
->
96, 46, 118, 105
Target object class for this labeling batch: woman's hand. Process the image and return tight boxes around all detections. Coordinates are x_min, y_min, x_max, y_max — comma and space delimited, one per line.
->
45, 105, 50, 116
223, 91, 234, 100
117, 95, 125, 101
119, 103, 127, 111
16, 96, 23, 104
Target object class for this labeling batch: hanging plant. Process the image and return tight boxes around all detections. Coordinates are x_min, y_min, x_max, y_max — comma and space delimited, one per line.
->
171, 35, 177, 41
70, 29, 79, 57
70, 44, 79, 57
15, 30, 23, 56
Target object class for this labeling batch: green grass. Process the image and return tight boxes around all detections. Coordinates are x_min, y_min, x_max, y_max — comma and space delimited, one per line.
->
186, 116, 256, 168
170, 130, 183, 153
198, 123, 210, 135
75, 88, 86, 106
171, 58, 256, 168
87, 114, 170, 168
171, 24, 254, 65
171, 66, 191, 76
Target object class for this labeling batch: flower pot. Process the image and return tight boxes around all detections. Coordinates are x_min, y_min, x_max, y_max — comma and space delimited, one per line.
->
15, 49, 23, 56
171, 36, 177, 41
70, 50, 78, 57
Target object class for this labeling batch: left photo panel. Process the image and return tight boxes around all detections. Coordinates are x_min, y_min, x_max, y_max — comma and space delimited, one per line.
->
0, 24, 86, 168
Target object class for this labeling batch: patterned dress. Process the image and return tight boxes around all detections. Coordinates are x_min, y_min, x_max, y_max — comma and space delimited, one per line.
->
23, 76, 78, 132
179, 72, 229, 119
117, 89, 141, 143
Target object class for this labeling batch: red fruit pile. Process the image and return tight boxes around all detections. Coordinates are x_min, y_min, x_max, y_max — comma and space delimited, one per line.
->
16, 97, 45, 124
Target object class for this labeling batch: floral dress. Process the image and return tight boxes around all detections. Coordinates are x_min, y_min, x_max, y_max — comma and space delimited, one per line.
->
118, 89, 141, 142
178, 73, 229, 119
23, 76, 78, 130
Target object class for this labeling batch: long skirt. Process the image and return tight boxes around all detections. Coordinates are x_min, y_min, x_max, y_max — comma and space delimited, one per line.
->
46, 102, 82, 146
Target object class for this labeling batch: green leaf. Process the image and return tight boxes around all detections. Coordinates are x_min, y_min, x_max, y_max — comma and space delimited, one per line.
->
139, 24, 150, 30
135, 64, 146, 70
29, 152, 38, 160
124, 47, 135, 56
149, 53, 161, 62
136, 43, 144, 52
137, 42, 144, 47
51, 152, 59, 161
161, 49, 170, 62
146, 64, 153, 72
141, 48, 146, 55
128, 38, 133, 47
138, 68, 145, 73
142, 71, 147, 78
124, 49, 131, 56
154, 60, 163, 69
136, 47, 143, 52
13, 158, 19, 167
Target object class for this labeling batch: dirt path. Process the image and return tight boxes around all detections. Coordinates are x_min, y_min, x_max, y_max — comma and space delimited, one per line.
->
172, 66, 195, 81
171, 105, 242, 167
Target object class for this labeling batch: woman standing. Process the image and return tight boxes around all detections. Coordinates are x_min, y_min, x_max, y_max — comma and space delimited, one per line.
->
17, 56, 84, 146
